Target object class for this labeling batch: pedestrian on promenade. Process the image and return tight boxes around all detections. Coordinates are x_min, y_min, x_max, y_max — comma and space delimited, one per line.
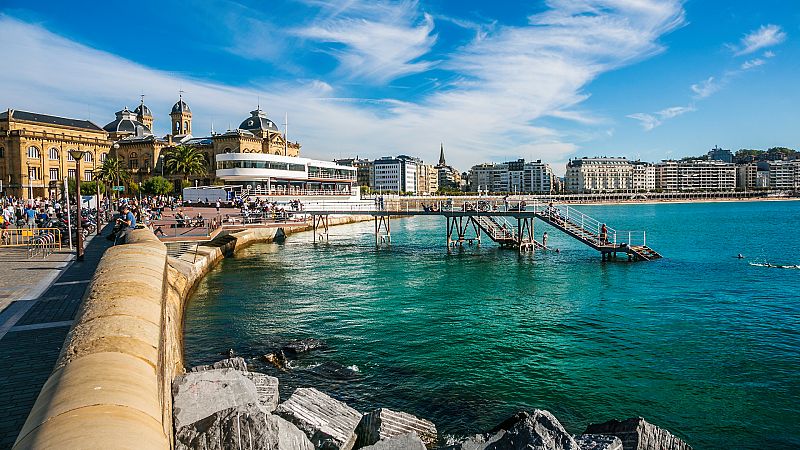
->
216, 198, 221, 213
24, 204, 36, 228
543, 231, 548, 248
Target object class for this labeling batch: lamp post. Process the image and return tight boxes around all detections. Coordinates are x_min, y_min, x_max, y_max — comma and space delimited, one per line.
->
69, 149, 87, 261
26, 162, 33, 200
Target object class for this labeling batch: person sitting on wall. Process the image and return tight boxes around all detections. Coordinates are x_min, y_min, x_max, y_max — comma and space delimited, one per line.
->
174, 210, 186, 228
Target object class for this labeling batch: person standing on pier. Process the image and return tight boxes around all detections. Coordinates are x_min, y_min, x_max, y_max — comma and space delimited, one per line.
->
600, 223, 608, 245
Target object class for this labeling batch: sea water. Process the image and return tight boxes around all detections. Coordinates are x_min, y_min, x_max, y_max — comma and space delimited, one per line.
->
184, 201, 800, 449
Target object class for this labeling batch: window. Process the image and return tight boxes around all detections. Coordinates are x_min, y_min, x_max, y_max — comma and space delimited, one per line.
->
27, 146, 40, 159
67, 151, 75, 161
184, 121, 189, 131
0, 147, 4, 158
100, 152, 107, 162
49, 168, 59, 180
129, 152, 138, 158
68, 169, 76, 179
84, 152, 93, 162
84, 170, 93, 181
47, 148, 58, 160
175, 122, 180, 132
28, 166, 39, 180
129, 159, 138, 169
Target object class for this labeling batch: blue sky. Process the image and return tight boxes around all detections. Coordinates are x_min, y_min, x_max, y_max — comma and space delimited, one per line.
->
1, 0, 797, 174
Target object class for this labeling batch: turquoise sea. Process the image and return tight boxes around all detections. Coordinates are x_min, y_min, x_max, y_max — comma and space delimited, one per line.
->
184, 201, 800, 449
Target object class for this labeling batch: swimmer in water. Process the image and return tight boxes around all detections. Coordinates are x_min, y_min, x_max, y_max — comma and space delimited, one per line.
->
737, 253, 744, 259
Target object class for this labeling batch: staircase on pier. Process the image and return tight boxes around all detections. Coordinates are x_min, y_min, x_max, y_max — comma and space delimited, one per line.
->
534, 204, 662, 261
472, 215, 539, 251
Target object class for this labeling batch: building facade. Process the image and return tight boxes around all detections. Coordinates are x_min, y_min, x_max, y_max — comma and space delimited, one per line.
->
468, 159, 554, 194
766, 161, 800, 190
565, 157, 633, 193
334, 158, 372, 188
416, 162, 439, 195
655, 160, 736, 191
372, 155, 419, 193
111, 97, 302, 188
0, 110, 110, 199
631, 162, 656, 192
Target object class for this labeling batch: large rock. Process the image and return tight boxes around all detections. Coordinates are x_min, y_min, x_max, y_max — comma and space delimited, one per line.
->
282, 338, 328, 355
190, 356, 248, 372
485, 410, 580, 450
447, 410, 579, 450
275, 387, 362, 450
583, 418, 692, 450
575, 434, 624, 450
356, 408, 437, 448
172, 368, 260, 429
243, 371, 281, 412
361, 432, 427, 450
176, 404, 314, 450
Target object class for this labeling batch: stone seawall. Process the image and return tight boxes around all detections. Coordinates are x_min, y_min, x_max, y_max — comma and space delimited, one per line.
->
13, 216, 373, 450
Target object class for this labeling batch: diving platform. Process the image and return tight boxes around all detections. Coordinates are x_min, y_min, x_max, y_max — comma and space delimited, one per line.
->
303, 200, 662, 262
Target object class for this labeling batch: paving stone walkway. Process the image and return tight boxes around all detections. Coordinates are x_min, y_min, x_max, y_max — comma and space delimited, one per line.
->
0, 231, 113, 449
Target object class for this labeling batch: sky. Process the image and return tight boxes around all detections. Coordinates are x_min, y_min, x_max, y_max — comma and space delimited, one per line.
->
0, 0, 798, 175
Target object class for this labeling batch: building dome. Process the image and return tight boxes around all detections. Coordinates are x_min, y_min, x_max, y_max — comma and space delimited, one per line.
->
103, 107, 152, 136
134, 103, 152, 118
171, 99, 191, 114
238, 109, 280, 133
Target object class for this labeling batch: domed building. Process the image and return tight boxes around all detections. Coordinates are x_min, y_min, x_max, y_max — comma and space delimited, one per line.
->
109, 94, 302, 188
103, 107, 153, 140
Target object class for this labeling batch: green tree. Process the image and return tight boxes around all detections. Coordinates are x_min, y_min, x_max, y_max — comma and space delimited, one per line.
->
163, 145, 206, 183
95, 157, 130, 197
142, 176, 174, 196
67, 179, 105, 196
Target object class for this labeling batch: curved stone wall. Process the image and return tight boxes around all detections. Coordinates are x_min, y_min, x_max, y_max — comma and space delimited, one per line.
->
13, 216, 372, 449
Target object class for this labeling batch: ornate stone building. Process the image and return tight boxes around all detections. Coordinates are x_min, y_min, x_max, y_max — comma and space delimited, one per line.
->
0, 95, 302, 198
110, 96, 301, 188
0, 110, 109, 199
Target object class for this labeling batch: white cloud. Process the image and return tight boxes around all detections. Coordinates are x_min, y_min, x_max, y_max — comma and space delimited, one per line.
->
0, 1, 685, 171
741, 58, 765, 70
293, 0, 437, 83
731, 24, 786, 56
691, 77, 719, 99
628, 105, 695, 131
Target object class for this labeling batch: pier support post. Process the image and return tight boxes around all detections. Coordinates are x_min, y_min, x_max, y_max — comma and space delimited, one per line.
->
312, 214, 329, 242
375, 214, 391, 246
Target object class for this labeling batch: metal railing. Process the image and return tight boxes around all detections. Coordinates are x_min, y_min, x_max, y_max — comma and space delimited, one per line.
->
28, 232, 60, 258
1, 227, 63, 249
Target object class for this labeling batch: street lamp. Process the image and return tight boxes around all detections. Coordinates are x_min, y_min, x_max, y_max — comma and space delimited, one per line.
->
69, 149, 87, 261
26, 161, 33, 200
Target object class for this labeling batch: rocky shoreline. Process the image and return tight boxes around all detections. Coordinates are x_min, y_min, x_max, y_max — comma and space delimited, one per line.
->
173, 353, 692, 450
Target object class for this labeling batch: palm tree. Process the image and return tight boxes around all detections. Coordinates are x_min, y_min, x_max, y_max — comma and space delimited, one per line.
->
95, 157, 130, 199
163, 145, 206, 183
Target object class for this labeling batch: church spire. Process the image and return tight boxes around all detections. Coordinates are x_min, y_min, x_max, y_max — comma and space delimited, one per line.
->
438, 143, 446, 166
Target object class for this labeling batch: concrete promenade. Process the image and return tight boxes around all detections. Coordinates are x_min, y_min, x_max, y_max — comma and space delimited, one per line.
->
0, 232, 113, 449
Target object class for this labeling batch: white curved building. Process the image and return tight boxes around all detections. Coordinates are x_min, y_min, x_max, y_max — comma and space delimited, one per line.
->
215, 152, 358, 198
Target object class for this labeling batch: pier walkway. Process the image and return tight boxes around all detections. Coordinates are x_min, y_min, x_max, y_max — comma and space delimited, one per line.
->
303, 200, 662, 261
0, 230, 113, 449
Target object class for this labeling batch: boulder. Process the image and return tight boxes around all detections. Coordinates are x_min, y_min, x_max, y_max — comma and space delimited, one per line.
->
361, 432, 427, 450
190, 356, 248, 372
243, 371, 280, 412
447, 410, 579, 450
583, 418, 692, 450
172, 368, 259, 429
275, 387, 362, 450
175, 404, 314, 450
263, 351, 289, 371
484, 410, 580, 450
282, 338, 328, 355
575, 434, 624, 450
356, 408, 437, 448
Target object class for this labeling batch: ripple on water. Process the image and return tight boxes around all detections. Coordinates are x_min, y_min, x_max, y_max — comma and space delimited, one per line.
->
184, 202, 800, 449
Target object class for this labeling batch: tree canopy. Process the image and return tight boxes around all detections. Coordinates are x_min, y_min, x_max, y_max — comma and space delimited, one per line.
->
163, 145, 206, 182
142, 176, 174, 195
